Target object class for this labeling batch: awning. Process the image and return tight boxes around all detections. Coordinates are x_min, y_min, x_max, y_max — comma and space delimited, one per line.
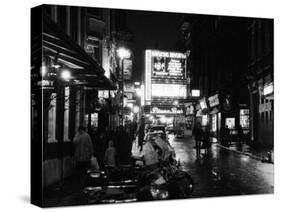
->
31, 12, 116, 90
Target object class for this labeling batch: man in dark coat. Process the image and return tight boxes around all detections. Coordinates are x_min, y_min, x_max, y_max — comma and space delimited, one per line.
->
193, 123, 203, 158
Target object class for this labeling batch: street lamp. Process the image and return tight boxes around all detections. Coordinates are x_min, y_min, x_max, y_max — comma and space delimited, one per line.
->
133, 105, 140, 114
61, 69, 71, 81
117, 47, 131, 59
117, 47, 131, 126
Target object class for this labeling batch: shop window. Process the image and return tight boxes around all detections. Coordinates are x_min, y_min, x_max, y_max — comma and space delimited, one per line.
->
64, 87, 70, 141
240, 109, 250, 129
48, 93, 57, 143
211, 115, 217, 132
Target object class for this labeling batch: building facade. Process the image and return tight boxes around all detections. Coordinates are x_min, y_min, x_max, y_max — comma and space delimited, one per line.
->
247, 19, 273, 148
31, 5, 122, 189
179, 15, 251, 140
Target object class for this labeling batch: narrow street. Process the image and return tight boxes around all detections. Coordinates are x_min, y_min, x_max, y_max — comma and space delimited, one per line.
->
169, 134, 274, 197
30, 5, 274, 208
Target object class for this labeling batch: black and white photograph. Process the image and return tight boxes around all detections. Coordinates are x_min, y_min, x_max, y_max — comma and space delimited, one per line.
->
29, 2, 274, 209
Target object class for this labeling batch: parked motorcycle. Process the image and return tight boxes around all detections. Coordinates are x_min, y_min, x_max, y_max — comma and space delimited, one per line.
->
83, 157, 194, 204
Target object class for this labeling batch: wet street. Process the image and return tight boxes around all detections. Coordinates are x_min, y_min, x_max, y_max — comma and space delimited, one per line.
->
169, 134, 274, 198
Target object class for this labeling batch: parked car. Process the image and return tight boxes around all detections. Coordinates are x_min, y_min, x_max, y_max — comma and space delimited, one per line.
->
149, 125, 166, 134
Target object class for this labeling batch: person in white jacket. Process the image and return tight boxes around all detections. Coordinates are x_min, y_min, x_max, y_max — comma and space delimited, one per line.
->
73, 126, 94, 168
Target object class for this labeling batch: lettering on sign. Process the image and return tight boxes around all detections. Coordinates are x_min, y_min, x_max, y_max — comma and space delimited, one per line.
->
151, 107, 183, 114
208, 94, 219, 107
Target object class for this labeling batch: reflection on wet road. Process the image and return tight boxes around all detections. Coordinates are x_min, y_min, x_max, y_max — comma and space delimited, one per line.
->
168, 134, 274, 197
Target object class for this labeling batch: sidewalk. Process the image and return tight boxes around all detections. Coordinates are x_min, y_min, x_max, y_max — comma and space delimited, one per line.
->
211, 137, 273, 162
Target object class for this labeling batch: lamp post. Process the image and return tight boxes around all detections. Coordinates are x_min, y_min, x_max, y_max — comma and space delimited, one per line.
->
117, 47, 131, 126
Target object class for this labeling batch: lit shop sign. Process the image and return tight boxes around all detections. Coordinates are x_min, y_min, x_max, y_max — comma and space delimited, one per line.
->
151, 107, 183, 114
240, 109, 249, 115
151, 83, 187, 98
145, 49, 187, 103
146, 50, 186, 79
151, 51, 186, 59
263, 83, 273, 96
145, 50, 152, 102
98, 90, 109, 98
208, 94, 219, 107
199, 98, 208, 109
123, 59, 133, 80
225, 118, 235, 129
124, 83, 135, 92
152, 57, 186, 78
191, 89, 200, 97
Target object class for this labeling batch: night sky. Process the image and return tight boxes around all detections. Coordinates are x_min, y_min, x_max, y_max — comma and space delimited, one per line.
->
124, 9, 183, 82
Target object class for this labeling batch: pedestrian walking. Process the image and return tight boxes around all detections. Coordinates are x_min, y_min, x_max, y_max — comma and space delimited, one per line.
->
73, 125, 94, 185
135, 116, 145, 152
202, 126, 211, 154
193, 123, 203, 158
104, 140, 116, 167
237, 125, 244, 146
221, 125, 230, 146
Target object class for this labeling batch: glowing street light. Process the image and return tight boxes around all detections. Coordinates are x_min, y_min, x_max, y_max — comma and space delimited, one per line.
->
117, 47, 131, 59
40, 65, 47, 77
133, 106, 140, 114
136, 88, 142, 96
127, 102, 133, 108
61, 69, 71, 81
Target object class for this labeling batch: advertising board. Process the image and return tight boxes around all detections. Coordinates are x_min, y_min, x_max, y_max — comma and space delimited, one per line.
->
145, 50, 187, 102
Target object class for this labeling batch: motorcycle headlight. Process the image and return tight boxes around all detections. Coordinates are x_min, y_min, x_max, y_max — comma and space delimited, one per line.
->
150, 187, 169, 200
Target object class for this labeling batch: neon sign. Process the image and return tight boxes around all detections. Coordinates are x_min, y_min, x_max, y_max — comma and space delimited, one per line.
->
151, 107, 183, 114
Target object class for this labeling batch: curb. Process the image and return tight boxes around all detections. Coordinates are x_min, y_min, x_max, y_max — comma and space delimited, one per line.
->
215, 143, 263, 161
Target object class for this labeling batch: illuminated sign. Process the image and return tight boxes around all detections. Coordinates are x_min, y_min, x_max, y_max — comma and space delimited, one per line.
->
263, 83, 273, 96
124, 82, 135, 92
140, 84, 145, 106
202, 115, 208, 126
225, 118, 235, 129
191, 89, 200, 97
145, 50, 152, 102
123, 59, 132, 80
208, 94, 219, 107
98, 90, 109, 98
240, 109, 249, 129
151, 107, 183, 114
151, 83, 187, 98
199, 98, 208, 109
151, 51, 186, 59
145, 49, 187, 102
